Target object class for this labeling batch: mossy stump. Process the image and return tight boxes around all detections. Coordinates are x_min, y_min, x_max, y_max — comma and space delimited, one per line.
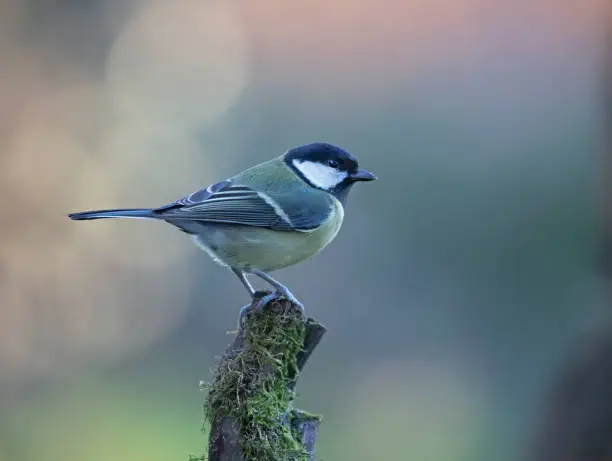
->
205, 292, 326, 461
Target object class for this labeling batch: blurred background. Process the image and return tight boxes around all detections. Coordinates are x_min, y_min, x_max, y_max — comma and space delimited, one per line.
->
0, 0, 610, 460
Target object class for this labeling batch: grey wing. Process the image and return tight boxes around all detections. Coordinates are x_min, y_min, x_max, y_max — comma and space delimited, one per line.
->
154, 183, 332, 231
154, 179, 232, 212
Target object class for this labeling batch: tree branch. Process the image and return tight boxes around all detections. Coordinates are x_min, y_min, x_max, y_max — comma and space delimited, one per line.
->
205, 292, 326, 461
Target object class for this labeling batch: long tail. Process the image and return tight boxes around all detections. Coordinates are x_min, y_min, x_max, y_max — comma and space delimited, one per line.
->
68, 208, 155, 221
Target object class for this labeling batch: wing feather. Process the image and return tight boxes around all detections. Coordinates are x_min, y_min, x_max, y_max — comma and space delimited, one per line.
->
153, 183, 331, 231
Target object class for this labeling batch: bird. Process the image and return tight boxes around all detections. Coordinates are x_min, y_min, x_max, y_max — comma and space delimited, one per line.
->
68, 142, 376, 310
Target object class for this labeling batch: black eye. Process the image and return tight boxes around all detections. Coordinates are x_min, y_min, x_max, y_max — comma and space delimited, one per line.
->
326, 159, 339, 168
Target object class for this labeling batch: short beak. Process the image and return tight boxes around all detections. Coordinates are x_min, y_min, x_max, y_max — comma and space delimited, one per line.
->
350, 169, 377, 182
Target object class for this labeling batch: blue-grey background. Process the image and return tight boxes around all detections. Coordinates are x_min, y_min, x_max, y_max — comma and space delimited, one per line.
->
0, 1, 608, 460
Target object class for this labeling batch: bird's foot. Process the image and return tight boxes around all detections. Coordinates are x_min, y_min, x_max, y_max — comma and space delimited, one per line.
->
252, 289, 305, 312
278, 289, 305, 312
239, 291, 304, 328
250, 292, 276, 310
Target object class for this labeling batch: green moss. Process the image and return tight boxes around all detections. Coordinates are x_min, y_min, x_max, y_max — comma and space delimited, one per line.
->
188, 455, 206, 461
291, 409, 323, 424
204, 298, 312, 461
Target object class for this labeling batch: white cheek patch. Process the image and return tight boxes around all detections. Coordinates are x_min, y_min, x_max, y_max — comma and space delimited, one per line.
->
292, 160, 348, 190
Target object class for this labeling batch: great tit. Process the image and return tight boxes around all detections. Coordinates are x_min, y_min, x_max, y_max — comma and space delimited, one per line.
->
69, 142, 376, 309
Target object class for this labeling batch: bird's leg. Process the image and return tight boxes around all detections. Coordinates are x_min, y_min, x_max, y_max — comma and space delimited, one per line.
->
249, 268, 304, 312
233, 269, 258, 327
232, 268, 256, 297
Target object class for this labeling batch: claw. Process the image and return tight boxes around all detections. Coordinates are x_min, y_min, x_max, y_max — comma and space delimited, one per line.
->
247, 269, 305, 312
252, 292, 279, 310
277, 290, 304, 312
252, 291, 305, 312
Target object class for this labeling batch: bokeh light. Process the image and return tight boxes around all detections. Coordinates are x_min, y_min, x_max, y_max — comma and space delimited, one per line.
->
0, 0, 609, 460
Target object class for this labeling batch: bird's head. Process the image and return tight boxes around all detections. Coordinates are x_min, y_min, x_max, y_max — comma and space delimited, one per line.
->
284, 143, 376, 201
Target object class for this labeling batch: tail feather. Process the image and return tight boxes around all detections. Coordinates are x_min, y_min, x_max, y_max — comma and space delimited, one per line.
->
68, 208, 155, 221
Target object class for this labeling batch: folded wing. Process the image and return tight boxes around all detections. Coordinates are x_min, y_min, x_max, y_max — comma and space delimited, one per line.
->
154, 182, 332, 231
